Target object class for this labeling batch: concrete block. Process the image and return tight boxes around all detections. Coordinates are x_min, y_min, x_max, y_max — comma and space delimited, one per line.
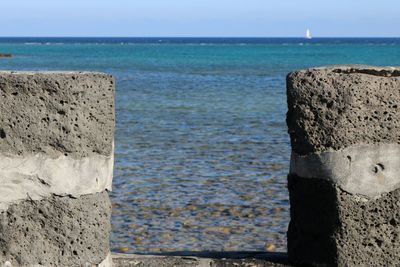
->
286, 65, 400, 266
0, 192, 111, 266
287, 65, 400, 156
0, 71, 115, 266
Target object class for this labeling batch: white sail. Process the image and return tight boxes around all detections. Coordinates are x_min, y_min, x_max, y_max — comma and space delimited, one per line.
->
306, 29, 312, 39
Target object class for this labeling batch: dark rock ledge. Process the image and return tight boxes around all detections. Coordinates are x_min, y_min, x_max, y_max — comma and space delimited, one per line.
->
112, 251, 292, 267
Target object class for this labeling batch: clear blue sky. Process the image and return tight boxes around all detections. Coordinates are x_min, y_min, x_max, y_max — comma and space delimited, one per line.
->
1, 0, 399, 37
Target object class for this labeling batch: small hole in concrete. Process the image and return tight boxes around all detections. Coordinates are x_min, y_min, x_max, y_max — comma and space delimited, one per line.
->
0, 129, 6, 139
377, 163, 385, 171
373, 163, 384, 173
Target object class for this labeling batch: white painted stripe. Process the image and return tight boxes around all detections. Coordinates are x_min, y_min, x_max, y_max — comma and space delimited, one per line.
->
290, 144, 400, 197
0, 152, 113, 211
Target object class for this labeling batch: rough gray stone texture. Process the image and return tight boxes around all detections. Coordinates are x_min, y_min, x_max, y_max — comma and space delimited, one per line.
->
288, 175, 400, 266
112, 252, 291, 267
0, 71, 114, 266
287, 65, 400, 155
286, 65, 400, 266
0, 71, 115, 158
0, 191, 111, 267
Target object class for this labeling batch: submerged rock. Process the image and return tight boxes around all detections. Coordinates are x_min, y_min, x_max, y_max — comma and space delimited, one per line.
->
0, 54, 12, 58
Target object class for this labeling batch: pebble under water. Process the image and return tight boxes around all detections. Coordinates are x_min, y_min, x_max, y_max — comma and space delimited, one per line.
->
112, 70, 290, 253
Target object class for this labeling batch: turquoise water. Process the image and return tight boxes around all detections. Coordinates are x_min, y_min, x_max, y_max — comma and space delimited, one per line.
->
1, 38, 400, 252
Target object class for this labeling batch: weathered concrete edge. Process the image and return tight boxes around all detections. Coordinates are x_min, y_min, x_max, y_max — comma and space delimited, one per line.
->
0, 70, 112, 75
111, 252, 291, 267
0, 151, 113, 211
288, 64, 400, 76
290, 143, 400, 197
98, 253, 113, 267
2, 252, 113, 267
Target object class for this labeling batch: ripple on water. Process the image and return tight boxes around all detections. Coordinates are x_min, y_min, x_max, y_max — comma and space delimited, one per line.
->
111, 70, 290, 253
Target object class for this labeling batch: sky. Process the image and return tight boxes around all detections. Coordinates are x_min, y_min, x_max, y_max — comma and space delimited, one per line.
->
1, 0, 399, 37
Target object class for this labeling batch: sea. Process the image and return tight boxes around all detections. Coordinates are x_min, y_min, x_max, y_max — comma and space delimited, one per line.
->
0, 37, 399, 253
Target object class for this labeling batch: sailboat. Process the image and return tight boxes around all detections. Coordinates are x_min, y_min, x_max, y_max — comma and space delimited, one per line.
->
305, 29, 312, 39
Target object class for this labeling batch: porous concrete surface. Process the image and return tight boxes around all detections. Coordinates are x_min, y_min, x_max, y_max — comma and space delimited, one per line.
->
287, 65, 400, 155
0, 191, 111, 267
288, 175, 400, 266
290, 143, 400, 197
286, 65, 400, 266
0, 71, 115, 158
112, 252, 291, 267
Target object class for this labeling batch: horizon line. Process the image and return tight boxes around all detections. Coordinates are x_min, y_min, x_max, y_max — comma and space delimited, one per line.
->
0, 36, 399, 39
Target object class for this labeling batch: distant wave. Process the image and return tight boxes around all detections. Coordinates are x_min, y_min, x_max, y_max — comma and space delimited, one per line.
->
6, 37, 400, 46
24, 42, 64, 45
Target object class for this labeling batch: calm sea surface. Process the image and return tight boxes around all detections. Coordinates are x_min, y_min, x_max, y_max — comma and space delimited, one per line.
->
1, 37, 400, 253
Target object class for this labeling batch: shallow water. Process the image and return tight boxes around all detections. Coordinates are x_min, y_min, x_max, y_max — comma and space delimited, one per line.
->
1, 37, 400, 252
